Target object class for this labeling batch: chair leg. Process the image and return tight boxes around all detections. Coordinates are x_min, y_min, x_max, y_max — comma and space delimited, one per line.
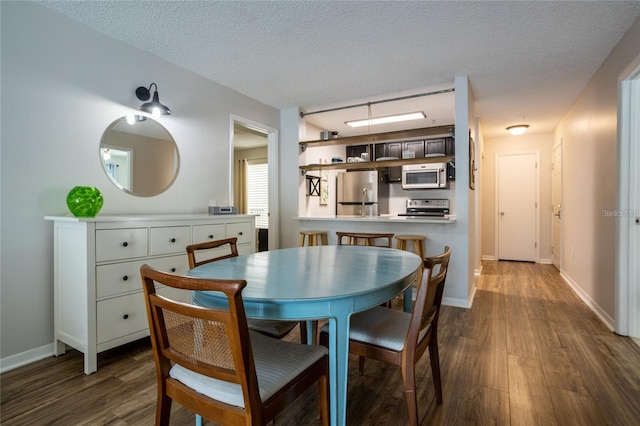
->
157, 387, 172, 426
428, 338, 443, 404
401, 364, 419, 426
319, 372, 329, 426
300, 320, 319, 344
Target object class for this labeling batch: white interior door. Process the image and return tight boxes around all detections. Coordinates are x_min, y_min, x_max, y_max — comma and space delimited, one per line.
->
616, 62, 640, 338
496, 152, 538, 262
552, 142, 562, 270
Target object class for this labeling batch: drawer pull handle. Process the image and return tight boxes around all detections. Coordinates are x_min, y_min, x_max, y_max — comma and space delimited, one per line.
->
122, 242, 128, 247
171, 267, 176, 272
170, 238, 176, 243
122, 275, 128, 281
208, 235, 214, 239
123, 314, 129, 320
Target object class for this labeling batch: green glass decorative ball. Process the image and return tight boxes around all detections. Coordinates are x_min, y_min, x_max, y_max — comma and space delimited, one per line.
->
66, 186, 104, 217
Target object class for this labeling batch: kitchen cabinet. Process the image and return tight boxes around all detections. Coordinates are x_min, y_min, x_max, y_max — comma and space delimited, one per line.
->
425, 138, 445, 156
299, 125, 454, 173
402, 140, 424, 159
45, 214, 256, 374
382, 142, 403, 182
345, 144, 370, 159
371, 137, 453, 183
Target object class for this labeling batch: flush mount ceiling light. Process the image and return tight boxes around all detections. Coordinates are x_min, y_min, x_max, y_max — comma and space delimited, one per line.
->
135, 83, 171, 117
506, 124, 529, 136
345, 111, 426, 128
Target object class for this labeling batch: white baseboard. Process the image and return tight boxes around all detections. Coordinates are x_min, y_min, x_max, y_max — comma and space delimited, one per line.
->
539, 258, 552, 264
474, 263, 483, 278
0, 343, 54, 374
559, 271, 615, 331
482, 255, 496, 261
467, 284, 477, 308
442, 296, 471, 309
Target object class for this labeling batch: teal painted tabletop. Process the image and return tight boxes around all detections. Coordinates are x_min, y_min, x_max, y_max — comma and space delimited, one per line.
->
188, 245, 421, 426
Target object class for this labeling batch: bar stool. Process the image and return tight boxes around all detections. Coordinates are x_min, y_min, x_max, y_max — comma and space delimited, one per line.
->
336, 232, 394, 248
299, 230, 328, 246
395, 234, 427, 260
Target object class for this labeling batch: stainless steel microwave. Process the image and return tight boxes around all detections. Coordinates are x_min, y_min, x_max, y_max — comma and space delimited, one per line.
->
402, 163, 448, 189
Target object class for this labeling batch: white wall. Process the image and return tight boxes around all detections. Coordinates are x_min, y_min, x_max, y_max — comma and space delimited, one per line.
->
554, 17, 640, 326
0, 2, 279, 362
481, 133, 554, 262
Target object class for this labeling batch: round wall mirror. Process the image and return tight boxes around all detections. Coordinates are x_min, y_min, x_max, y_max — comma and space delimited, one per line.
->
99, 116, 179, 197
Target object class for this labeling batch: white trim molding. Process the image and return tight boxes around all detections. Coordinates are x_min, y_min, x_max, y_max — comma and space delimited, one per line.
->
616, 56, 640, 337
0, 343, 55, 374
560, 271, 615, 331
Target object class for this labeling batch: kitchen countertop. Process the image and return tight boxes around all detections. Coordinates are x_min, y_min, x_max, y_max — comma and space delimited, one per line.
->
296, 214, 456, 224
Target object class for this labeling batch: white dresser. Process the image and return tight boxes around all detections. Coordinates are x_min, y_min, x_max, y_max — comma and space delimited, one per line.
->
45, 214, 256, 374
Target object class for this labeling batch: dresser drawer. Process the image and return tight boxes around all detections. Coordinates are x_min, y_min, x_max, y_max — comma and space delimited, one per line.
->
192, 224, 226, 244
96, 255, 188, 299
96, 293, 148, 344
96, 228, 148, 262
96, 259, 146, 299
146, 255, 189, 276
226, 221, 253, 245
150, 226, 191, 256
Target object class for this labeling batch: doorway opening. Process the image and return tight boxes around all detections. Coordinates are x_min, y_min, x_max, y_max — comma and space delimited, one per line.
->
230, 116, 279, 251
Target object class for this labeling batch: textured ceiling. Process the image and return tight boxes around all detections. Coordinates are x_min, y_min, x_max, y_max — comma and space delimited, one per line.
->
39, 1, 640, 138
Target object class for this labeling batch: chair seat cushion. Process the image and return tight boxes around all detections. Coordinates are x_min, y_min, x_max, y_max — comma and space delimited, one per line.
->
321, 306, 412, 351
169, 330, 327, 408
247, 318, 298, 338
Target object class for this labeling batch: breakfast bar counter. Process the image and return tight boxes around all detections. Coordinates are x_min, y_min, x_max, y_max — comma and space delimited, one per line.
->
297, 214, 456, 224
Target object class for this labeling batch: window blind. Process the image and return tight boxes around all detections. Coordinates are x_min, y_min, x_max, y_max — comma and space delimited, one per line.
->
246, 161, 269, 228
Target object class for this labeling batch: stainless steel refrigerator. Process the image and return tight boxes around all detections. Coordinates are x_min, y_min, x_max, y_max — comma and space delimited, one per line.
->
336, 171, 379, 216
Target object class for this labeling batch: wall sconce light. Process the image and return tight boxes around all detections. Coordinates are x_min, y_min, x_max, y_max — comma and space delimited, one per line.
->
135, 83, 171, 117
506, 124, 529, 136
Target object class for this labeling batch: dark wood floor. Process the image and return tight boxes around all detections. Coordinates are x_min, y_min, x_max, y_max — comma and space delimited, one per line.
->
2, 261, 640, 425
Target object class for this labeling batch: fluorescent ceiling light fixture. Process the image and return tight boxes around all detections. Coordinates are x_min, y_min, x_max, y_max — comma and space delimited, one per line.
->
506, 124, 529, 135
345, 111, 426, 128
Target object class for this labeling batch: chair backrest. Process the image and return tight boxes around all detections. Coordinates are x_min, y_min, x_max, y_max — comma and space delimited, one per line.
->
140, 264, 263, 422
186, 237, 239, 269
406, 246, 451, 351
336, 232, 394, 248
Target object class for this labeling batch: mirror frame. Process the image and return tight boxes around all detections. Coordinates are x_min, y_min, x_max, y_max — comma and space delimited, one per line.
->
99, 115, 179, 197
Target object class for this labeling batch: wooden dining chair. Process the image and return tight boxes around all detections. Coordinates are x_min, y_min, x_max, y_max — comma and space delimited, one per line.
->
140, 264, 329, 426
186, 238, 309, 344
319, 246, 451, 426
336, 231, 394, 248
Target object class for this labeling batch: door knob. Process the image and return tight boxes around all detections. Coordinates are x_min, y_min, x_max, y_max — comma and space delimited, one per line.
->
500, 212, 505, 216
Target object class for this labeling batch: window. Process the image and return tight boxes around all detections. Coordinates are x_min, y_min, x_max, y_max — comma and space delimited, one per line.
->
246, 161, 269, 228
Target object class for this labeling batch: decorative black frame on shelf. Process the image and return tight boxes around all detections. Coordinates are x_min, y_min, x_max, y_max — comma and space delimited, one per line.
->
306, 175, 320, 196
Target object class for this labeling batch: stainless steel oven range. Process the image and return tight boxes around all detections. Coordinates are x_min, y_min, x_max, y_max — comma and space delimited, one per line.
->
397, 199, 450, 218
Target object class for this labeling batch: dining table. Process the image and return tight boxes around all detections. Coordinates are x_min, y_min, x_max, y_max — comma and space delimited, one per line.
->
188, 244, 422, 426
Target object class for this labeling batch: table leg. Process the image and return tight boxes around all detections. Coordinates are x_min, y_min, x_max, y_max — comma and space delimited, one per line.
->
403, 285, 413, 313
327, 305, 351, 426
